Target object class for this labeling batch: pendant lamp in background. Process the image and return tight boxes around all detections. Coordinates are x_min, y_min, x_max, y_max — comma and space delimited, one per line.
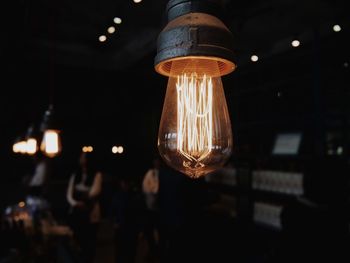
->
13, 136, 27, 154
155, 0, 236, 178
25, 124, 39, 155
40, 105, 62, 158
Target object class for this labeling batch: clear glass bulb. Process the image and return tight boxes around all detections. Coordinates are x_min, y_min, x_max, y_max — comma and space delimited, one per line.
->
41, 130, 61, 157
158, 59, 233, 178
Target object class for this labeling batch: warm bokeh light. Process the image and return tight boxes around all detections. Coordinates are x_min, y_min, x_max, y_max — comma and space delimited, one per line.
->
112, 146, 118, 154
99, 35, 107, 42
82, 146, 93, 152
107, 26, 116, 34
118, 146, 124, 154
251, 55, 258, 62
333, 24, 341, 32
17, 141, 27, 154
41, 130, 61, 157
291, 40, 300, 47
113, 17, 122, 24
133, 0, 142, 3
18, 201, 25, 208
13, 143, 20, 153
26, 138, 37, 155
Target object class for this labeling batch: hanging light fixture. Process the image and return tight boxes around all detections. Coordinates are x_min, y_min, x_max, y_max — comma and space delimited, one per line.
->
155, 0, 236, 178
13, 136, 27, 154
25, 124, 39, 155
40, 105, 62, 158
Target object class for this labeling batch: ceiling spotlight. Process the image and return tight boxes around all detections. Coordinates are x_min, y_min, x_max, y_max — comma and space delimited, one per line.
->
291, 39, 300, 47
133, 0, 142, 3
99, 35, 107, 42
333, 24, 341, 32
113, 17, 122, 24
251, 55, 258, 62
107, 26, 116, 34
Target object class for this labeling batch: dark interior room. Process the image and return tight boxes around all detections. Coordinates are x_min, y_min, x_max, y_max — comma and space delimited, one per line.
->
0, 0, 349, 262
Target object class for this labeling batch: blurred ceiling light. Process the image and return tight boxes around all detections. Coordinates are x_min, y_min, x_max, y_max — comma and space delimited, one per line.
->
291, 39, 300, 47
25, 124, 38, 155
82, 146, 94, 152
118, 146, 124, 154
99, 35, 107, 42
113, 17, 122, 24
39, 104, 62, 159
107, 26, 116, 34
112, 146, 118, 154
251, 55, 258, 62
333, 24, 341, 32
133, 0, 142, 3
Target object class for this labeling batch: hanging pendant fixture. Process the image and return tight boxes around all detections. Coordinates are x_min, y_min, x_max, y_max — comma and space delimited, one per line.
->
25, 124, 39, 155
40, 105, 62, 158
155, 0, 236, 178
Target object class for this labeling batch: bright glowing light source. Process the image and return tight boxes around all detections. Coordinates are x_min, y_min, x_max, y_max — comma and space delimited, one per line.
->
113, 17, 122, 24
107, 26, 116, 34
251, 55, 258, 62
26, 138, 37, 155
82, 146, 93, 152
133, 0, 142, 3
18, 202, 25, 208
158, 59, 232, 178
333, 24, 341, 32
17, 141, 27, 154
112, 146, 118, 154
291, 40, 300, 47
41, 130, 61, 157
118, 146, 124, 154
99, 35, 107, 42
13, 143, 20, 153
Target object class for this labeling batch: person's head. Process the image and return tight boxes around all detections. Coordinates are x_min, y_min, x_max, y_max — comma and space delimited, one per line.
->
303, 156, 348, 205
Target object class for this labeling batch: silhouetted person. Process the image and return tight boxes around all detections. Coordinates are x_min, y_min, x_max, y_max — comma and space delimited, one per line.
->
142, 158, 160, 261
66, 152, 102, 263
269, 156, 349, 262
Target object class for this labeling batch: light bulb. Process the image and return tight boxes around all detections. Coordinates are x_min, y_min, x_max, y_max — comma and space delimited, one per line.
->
26, 138, 37, 155
13, 143, 20, 153
158, 58, 233, 178
18, 141, 27, 154
118, 146, 124, 154
40, 130, 61, 157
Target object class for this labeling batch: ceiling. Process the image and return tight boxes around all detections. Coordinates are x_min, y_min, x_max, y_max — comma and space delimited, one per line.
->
0, 0, 348, 178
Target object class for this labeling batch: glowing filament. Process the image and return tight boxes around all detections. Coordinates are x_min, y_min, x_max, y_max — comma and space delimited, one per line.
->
176, 73, 213, 167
